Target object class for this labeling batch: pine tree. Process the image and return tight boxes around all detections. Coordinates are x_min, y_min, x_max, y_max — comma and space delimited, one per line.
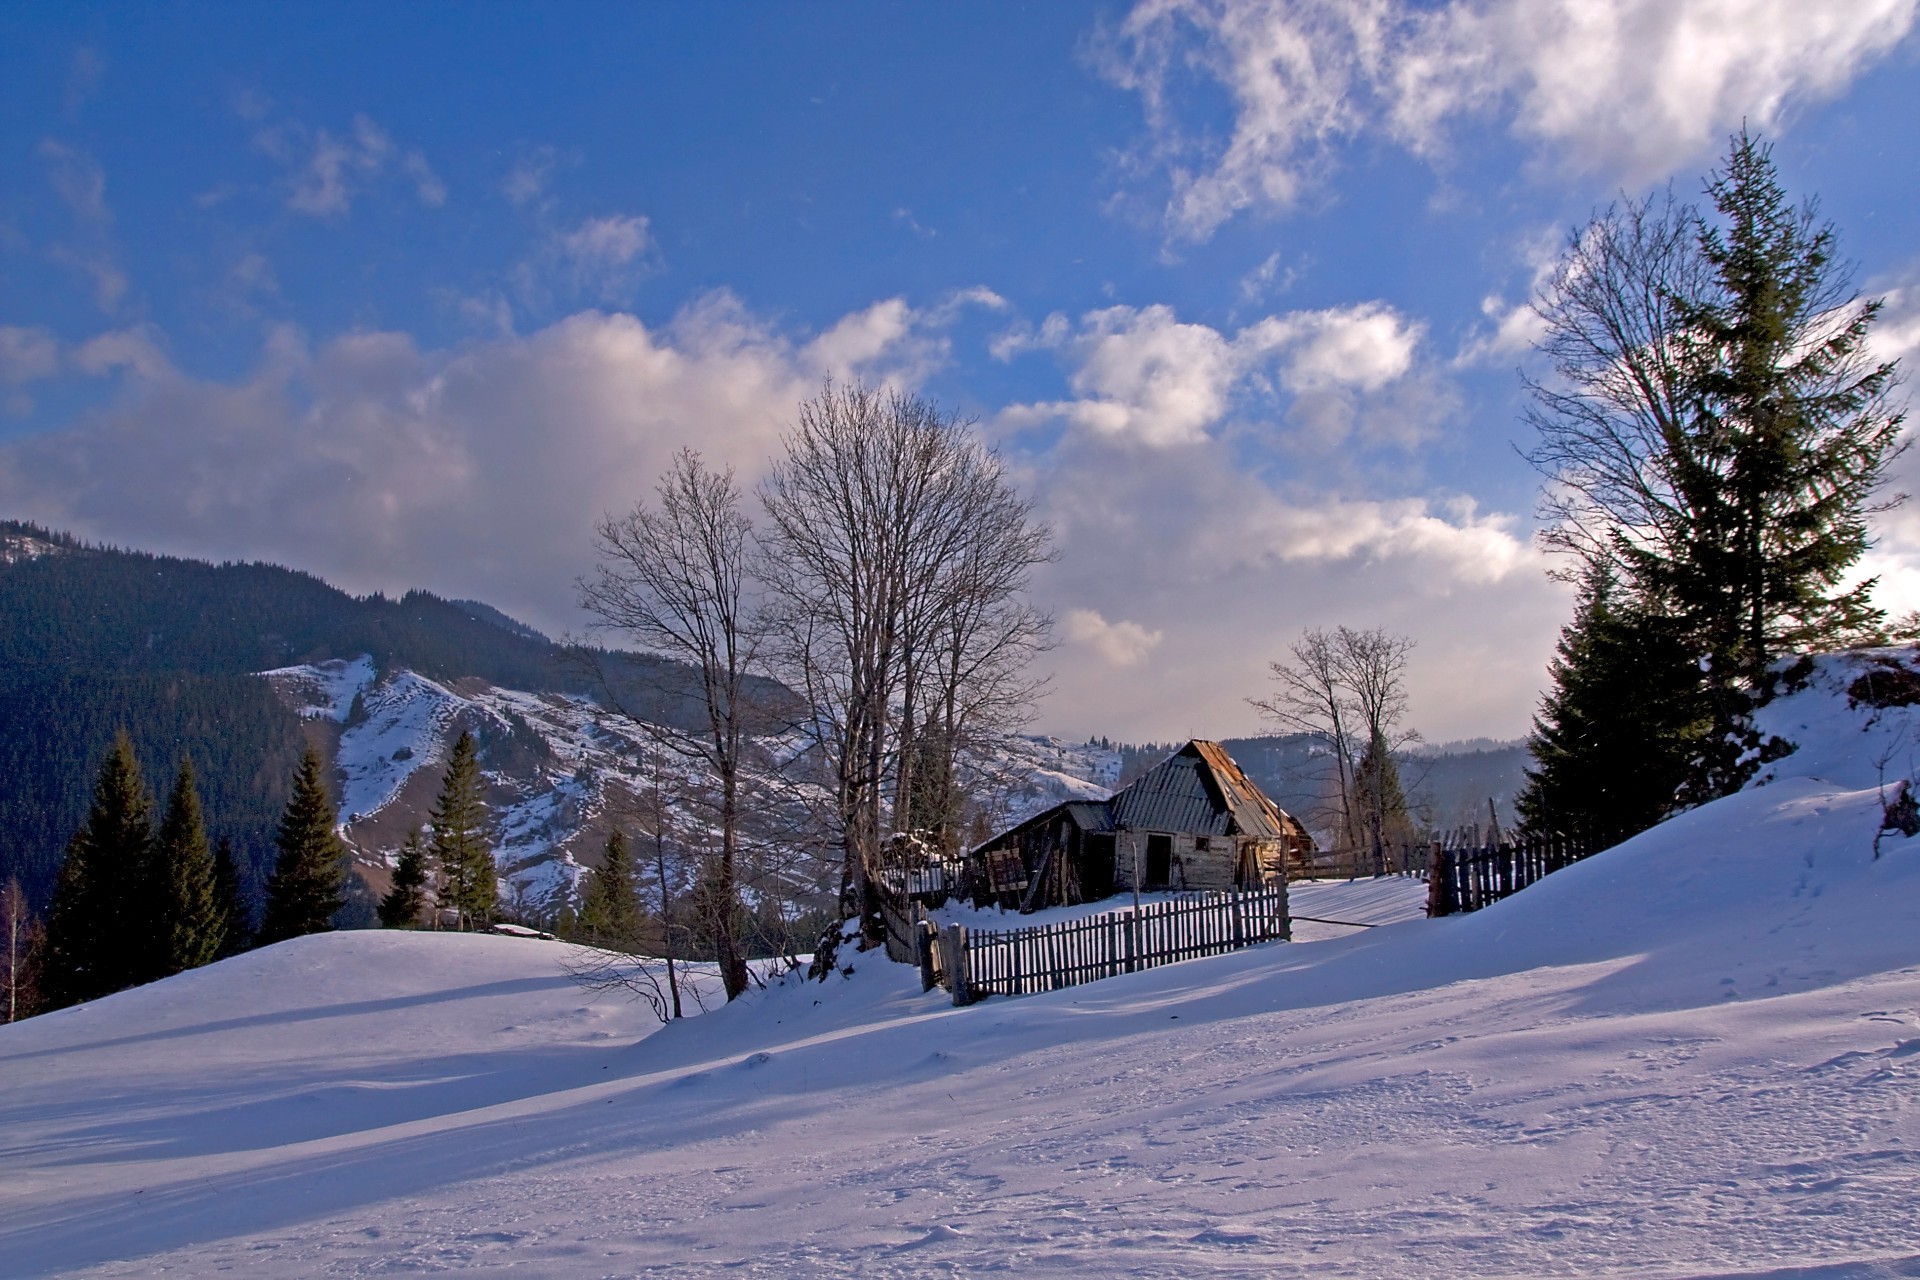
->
378, 829, 430, 928
41, 733, 154, 1006
1518, 560, 1716, 839
1642, 130, 1904, 696
258, 746, 347, 944
429, 731, 494, 930
150, 758, 224, 977
212, 836, 252, 957
1351, 733, 1413, 871
576, 829, 641, 947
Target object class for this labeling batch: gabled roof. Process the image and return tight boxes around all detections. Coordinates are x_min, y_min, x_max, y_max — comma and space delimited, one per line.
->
971, 740, 1304, 854
1109, 740, 1294, 839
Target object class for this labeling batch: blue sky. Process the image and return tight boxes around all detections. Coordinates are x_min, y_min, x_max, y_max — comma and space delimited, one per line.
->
4, 1, 1919, 743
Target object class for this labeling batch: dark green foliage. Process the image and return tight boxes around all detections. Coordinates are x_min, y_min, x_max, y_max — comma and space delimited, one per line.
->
1519, 562, 1717, 839
429, 732, 494, 930
1640, 131, 1904, 693
151, 759, 224, 977
576, 830, 641, 946
212, 836, 253, 957
41, 734, 154, 1006
378, 830, 431, 929
259, 747, 347, 944
0, 521, 758, 911
1352, 734, 1413, 856
0, 668, 307, 914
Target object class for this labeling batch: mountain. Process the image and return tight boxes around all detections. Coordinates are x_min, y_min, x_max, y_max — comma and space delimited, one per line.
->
0, 520, 784, 914
5, 645, 1917, 1274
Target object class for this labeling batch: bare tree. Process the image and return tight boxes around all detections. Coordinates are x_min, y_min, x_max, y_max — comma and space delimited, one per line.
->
760, 381, 1052, 935
1251, 626, 1417, 870
1335, 627, 1418, 873
1250, 628, 1359, 852
580, 448, 762, 1000
1524, 189, 1709, 578
2, 877, 40, 1023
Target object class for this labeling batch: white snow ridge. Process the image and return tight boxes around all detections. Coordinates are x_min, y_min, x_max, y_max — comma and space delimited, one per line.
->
6, 648, 1920, 1276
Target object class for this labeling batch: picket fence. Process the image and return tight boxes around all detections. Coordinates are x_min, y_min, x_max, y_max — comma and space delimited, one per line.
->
913, 885, 1289, 1006
1426, 831, 1607, 916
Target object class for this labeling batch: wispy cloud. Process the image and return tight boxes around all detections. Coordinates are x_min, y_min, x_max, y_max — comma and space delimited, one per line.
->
1097, 0, 1919, 240
253, 111, 446, 217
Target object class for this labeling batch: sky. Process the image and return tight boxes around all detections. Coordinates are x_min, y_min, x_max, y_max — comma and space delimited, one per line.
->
3, 1, 1919, 745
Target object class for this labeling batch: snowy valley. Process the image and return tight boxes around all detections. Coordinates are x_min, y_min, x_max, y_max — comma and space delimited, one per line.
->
3, 648, 1919, 1276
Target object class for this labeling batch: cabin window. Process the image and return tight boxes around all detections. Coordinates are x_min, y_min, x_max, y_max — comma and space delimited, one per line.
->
1193, 836, 1211, 852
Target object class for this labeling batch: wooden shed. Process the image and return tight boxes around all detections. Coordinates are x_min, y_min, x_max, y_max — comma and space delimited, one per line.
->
969, 740, 1313, 911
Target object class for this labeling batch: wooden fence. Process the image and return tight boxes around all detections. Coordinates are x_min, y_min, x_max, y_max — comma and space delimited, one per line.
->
918, 885, 1290, 1006
1426, 831, 1607, 916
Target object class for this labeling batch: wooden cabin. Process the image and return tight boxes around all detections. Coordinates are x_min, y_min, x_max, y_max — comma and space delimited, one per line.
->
969, 740, 1313, 911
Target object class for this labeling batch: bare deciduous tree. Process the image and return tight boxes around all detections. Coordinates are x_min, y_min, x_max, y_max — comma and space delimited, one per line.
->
580, 448, 763, 1000
1251, 626, 1416, 870
760, 381, 1052, 935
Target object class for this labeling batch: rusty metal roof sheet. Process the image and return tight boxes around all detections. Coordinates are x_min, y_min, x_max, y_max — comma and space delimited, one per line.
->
972, 740, 1305, 853
1110, 740, 1295, 840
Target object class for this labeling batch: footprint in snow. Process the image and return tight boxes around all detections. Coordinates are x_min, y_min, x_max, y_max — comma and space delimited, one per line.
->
740, 1051, 774, 1068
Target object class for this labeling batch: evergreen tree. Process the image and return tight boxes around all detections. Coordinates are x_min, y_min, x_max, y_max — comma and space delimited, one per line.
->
212, 836, 253, 957
150, 758, 224, 977
378, 829, 430, 929
1641, 130, 1904, 697
429, 731, 494, 930
41, 734, 153, 1006
1351, 732, 1413, 870
258, 747, 347, 944
1518, 560, 1717, 839
576, 829, 641, 946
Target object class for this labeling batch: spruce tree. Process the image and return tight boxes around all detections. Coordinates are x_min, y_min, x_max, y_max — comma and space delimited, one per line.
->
41, 733, 153, 1005
429, 731, 494, 930
150, 758, 224, 977
1646, 130, 1905, 694
258, 746, 347, 944
212, 836, 253, 957
378, 829, 430, 928
577, 829, 641, 947
1519, 560, 1717, 840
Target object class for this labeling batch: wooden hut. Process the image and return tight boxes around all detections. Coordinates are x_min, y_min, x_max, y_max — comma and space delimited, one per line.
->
969, 740, 1312, 911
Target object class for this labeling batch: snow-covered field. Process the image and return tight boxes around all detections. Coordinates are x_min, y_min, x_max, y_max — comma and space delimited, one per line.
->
6, 649, 1920, 1277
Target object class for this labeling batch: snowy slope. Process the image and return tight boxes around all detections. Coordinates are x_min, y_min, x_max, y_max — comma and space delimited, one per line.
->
7, 649, 1920, 1276
262, 655, 1118, 914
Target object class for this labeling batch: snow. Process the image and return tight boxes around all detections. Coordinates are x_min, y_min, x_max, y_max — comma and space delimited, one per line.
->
8, 649, 1920, 1275
261, 653, 377, 723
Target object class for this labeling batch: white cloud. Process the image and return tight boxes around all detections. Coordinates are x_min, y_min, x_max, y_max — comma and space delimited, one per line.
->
38, 140, 126, 312
503, 146, 560, 208
557, 214, 651, 271
1065, 608, 1165, 667
261, 113, 445, 217
71, 326, 172, 381
1100, 0, 1918, 239
0, 327, 61, 386
999, 300, 1427, 449
1025, 424, 1563, 741
0, 294, 973, 636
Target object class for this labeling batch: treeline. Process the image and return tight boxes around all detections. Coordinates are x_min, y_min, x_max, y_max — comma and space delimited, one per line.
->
4, 736, 355, 1020
0, 520, 776, 911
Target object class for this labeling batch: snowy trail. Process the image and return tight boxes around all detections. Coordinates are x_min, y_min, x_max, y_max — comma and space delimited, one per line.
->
7, 648, 1920, 1276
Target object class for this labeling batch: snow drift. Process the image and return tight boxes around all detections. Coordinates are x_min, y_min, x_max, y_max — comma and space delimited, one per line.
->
5, 648, 1920, 1277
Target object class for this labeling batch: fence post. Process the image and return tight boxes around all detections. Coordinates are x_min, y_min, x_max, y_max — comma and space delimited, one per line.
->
945, 923, 971, 1006
1126, 909, 1139, 973
918, 920, 937, 993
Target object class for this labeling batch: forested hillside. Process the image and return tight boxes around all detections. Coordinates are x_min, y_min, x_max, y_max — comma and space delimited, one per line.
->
0, 521, 746, 910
